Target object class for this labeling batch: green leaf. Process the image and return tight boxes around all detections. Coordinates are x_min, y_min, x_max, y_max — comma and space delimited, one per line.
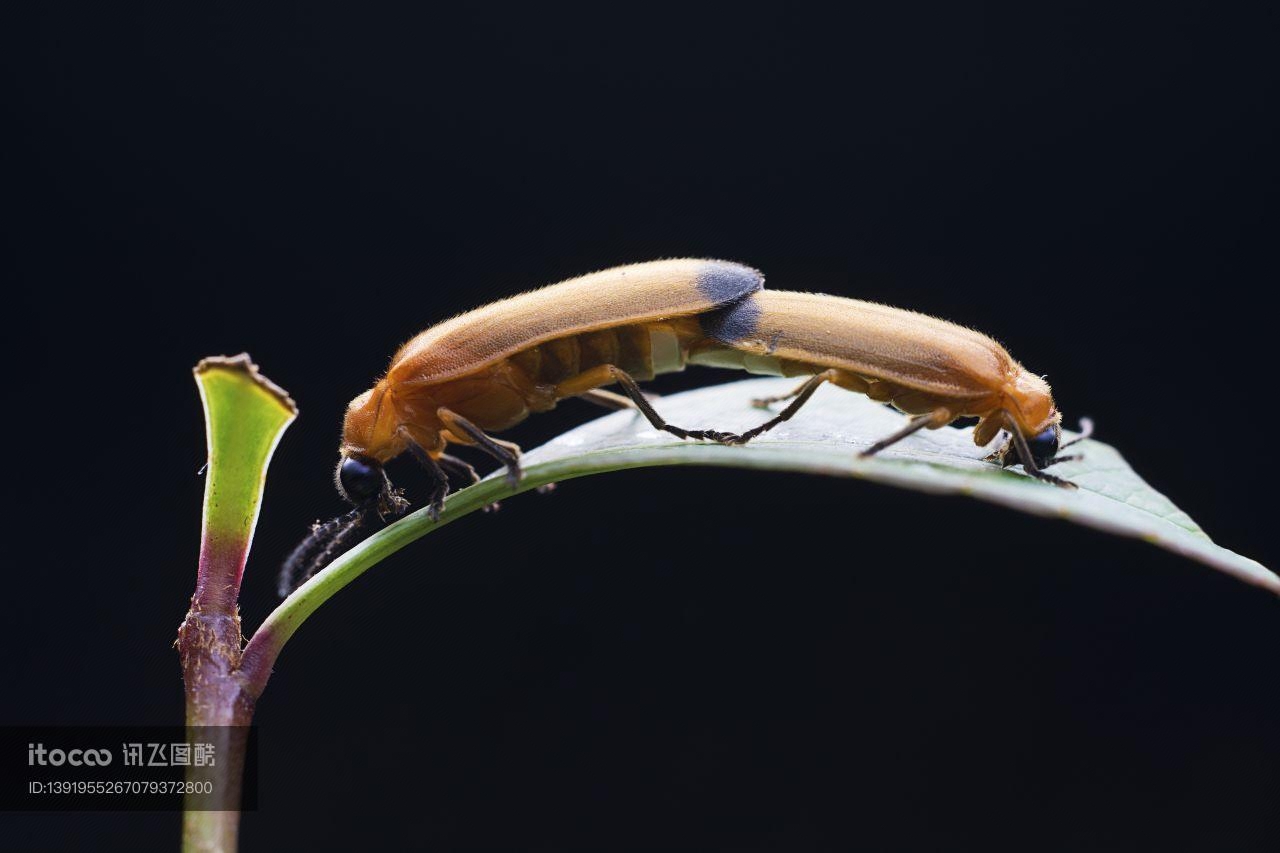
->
192, 354, 297, 606
248, 376, 1276, 668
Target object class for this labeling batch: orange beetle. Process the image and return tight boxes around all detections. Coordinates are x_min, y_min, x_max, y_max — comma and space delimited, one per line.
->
280, 258, 762, 593
693, 289, 1089, 482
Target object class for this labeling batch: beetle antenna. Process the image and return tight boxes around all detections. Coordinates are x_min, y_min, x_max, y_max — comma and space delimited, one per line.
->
297, 507, 376, 589
278, 506, 371, 597
1058, 417, 1094, 450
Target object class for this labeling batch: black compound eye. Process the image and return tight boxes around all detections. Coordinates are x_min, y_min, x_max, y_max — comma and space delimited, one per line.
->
337, 456, 383, 504
1027, 426, 1060, 468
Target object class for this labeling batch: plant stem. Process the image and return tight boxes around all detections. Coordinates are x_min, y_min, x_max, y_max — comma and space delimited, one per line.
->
180, 356, 295, 853
178, 604, 255, 852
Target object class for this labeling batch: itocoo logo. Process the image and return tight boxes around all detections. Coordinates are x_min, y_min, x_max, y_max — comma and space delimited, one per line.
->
28, 743, 113, 766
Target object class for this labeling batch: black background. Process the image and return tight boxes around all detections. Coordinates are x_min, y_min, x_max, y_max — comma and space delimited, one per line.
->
9, 5, 1279, 851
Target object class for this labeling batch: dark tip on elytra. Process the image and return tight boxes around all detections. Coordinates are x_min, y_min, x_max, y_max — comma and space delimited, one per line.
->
700, 295, 763, 345
694, 260, 764, 306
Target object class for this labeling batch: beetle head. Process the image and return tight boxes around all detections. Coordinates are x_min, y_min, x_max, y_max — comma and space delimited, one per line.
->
334, 453, 408, 519
996, 421, 1061, 470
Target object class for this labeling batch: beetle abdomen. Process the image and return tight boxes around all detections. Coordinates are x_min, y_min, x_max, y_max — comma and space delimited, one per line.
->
513, 318, 702, 391
413, 316, 707, 434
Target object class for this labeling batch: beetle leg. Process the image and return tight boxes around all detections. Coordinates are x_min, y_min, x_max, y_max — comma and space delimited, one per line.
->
725, 371, 850, 444
603, 367, 740, 442
397, 427, 452, 520
576, 388, 639, 411
1004, 417, 1077, 489
437, 452, 501, 513
556, 365, 736, 442
1002, 417, 1093, 470
749, 378, 814, 409
750, 369, 868, 409
973, 413, 1007, 454
859, 408, 953, 457
436, 408, 523, 487
436, 452, 481, 485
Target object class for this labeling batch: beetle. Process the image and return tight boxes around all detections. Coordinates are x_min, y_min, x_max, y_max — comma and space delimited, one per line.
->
279, 258, 763, 594
691, 289, 1090, 482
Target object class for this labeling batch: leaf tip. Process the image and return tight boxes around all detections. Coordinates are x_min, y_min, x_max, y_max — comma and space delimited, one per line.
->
194, 353, 299, 416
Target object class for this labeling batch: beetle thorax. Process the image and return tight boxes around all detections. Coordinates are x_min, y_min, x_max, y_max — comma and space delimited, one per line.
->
341, 381, 408, 462
1004, 369, 1059, 436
